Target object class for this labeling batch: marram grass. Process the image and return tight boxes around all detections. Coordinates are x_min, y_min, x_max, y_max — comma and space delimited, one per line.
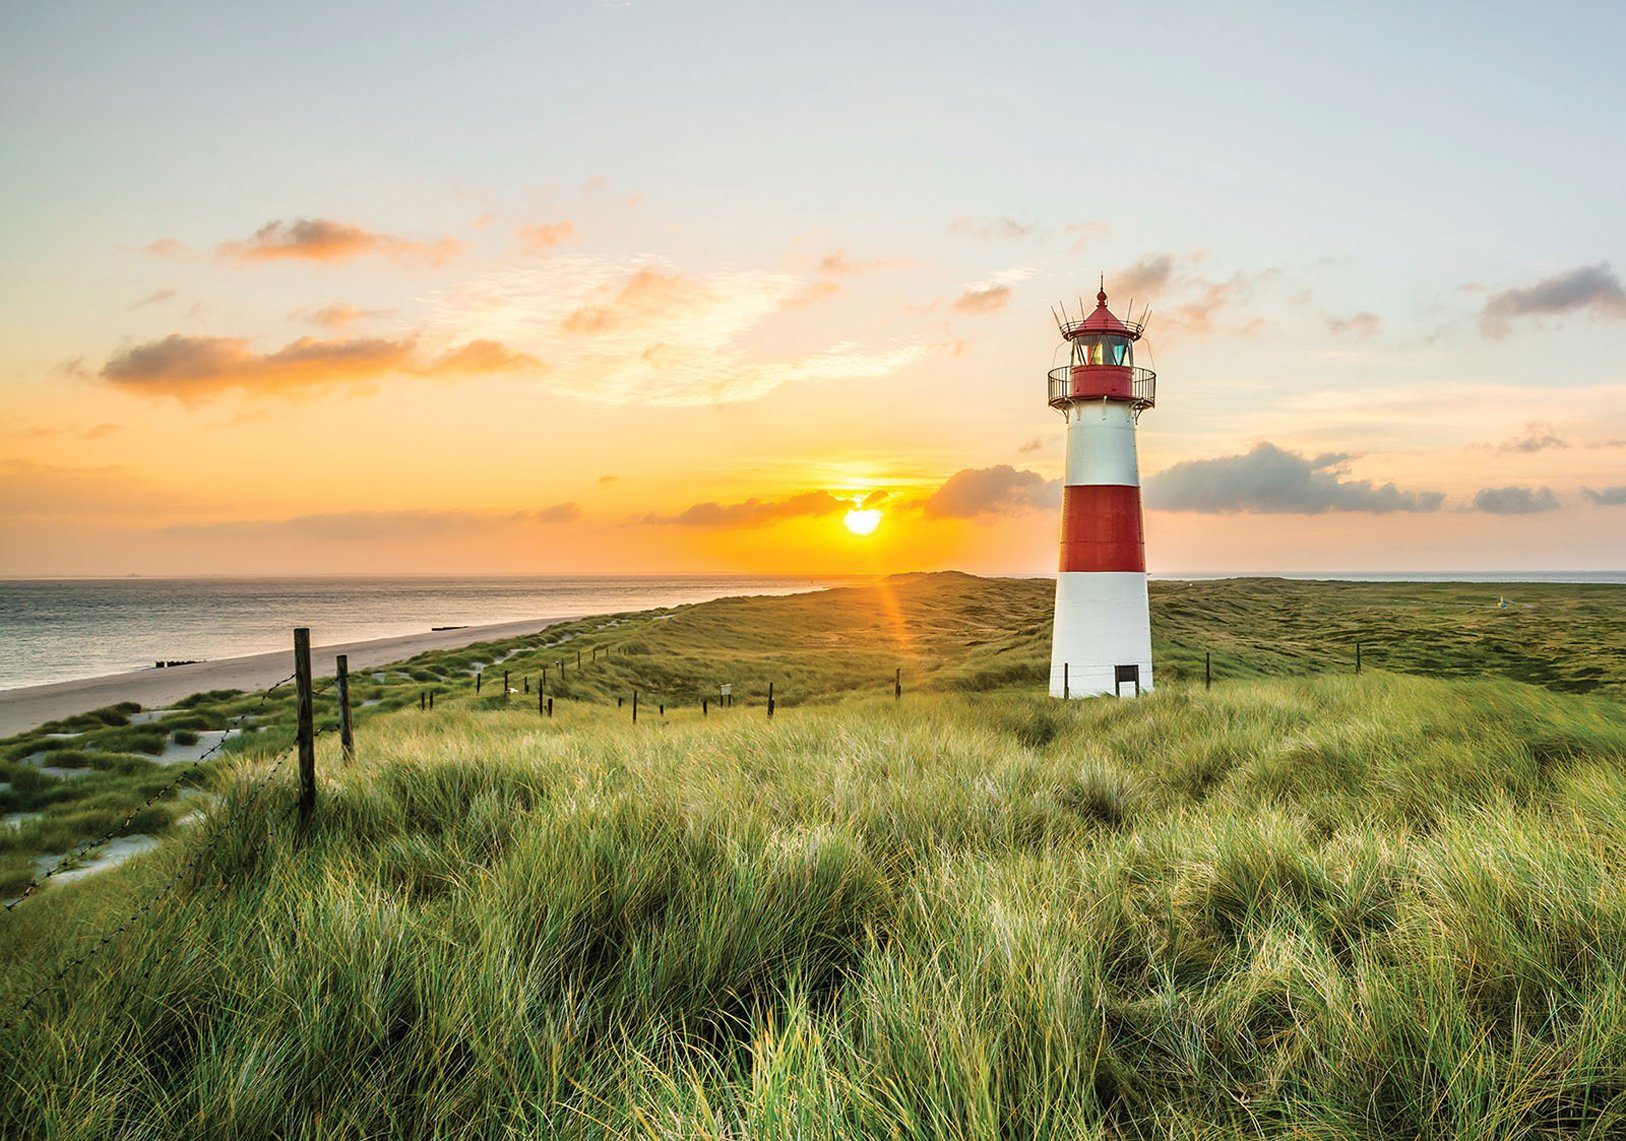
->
4, 666, 1626, 1138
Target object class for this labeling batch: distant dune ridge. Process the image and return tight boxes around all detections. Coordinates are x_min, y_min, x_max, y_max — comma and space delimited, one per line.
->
2, 573, 1625, 1135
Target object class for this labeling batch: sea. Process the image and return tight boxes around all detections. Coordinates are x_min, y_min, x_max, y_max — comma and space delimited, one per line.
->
0, 575, 852, 691
0, 572, 1618, 693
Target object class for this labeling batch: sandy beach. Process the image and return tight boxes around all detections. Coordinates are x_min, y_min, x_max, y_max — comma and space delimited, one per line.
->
0, 616, 567, 737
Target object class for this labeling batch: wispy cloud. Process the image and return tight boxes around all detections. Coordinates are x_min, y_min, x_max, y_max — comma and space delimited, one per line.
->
1480, 263, 1626, 337
167, 505, 581, 541
1490, 423, 1570, 454
293, 303, 391, 330
1471, 485, 1560, 514
101, 333, 539, 398
1145, 442, 1445, 514
1582, 486, 1626, 506
953, 284, 1011, 315
129, 289, 176, 310
219, 218, 462, 266
421, 257, 927, 406
948, 216, 1037, 240
1326, 310, 1381, 338
517, 221, 578, 253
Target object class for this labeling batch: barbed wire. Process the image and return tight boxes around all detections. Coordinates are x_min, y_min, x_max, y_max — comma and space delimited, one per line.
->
0, 735, 306, 1032
4, 671, 299, 914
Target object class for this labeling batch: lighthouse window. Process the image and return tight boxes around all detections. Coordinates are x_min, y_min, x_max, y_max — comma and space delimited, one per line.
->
1077, 335, 1132, 366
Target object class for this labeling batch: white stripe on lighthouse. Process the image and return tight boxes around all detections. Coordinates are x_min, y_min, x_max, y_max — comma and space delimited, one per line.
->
1063, 401, 1141, 487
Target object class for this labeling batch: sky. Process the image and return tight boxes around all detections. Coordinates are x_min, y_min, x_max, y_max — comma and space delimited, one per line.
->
2, 0, 1623, 577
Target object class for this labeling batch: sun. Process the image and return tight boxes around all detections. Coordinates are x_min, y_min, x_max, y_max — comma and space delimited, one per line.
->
843, 508, 882, 536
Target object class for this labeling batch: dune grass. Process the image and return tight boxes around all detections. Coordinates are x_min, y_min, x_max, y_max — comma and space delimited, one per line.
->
0, 571, 1624, 1135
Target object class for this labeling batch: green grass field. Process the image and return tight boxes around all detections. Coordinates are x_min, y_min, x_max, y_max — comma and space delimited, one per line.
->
2, 574, 1624, 1137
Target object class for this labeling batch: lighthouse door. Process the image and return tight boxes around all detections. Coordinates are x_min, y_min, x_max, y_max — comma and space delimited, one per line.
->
1113, 664, 1141, 697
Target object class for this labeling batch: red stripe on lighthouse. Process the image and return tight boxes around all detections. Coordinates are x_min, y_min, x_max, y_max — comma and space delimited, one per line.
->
1058, 485, 1145, 572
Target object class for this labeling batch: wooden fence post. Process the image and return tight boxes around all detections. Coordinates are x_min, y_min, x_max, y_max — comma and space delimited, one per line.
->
1063, 663, 1069, 700
1205, 651, 1212, 691
420, 691, 425, 710
524, 675, 529, 694
542, 665, 548, 688
538, 686, 544, 715
577, 650, 582, 668
503, 670, 509, 702
1356, 641, 1362, 675
703, 698, 708, 716
429, 691, 435, 710
894, 668, 901, 701
632, 691, 638, 723
336, 653, 355, 763
659, 703, 664, 717
476, 671, 482, 694
547, 697, 553, 718
767, 681, 775, 719
294, 628, 315, 820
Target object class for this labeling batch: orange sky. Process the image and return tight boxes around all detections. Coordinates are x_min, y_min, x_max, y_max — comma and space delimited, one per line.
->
3, 4, 1623, 576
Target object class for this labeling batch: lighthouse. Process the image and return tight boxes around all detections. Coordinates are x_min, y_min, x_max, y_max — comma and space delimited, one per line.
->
1046, 285, 1156, 699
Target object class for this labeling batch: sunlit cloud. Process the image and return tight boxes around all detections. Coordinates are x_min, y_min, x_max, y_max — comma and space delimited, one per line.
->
953, 284, 1011, 314
219, 218, 462, 266
421, 257, 928, 406
1145, 443, 1445, 514
293, 303, 392, 330
517, 220, 578, 253
1489, 423, 1571, 454
129, 289, 177, 310
100, 333, 540, 399
644, 490, 849, 527
1583, 486, 1626, 506
923, 465, 1059, 519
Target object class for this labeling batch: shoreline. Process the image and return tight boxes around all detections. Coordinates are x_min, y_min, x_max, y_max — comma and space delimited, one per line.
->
0, 616, 568, 737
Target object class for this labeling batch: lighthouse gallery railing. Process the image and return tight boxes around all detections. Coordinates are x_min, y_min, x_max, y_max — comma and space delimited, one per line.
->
1047, 366, 1157, 411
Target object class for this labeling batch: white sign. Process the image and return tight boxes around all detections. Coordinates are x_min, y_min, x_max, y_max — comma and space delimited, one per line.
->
719, 684, 731, 697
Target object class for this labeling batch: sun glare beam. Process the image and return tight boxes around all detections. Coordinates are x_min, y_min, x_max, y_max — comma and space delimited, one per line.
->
843, 508, 882, 536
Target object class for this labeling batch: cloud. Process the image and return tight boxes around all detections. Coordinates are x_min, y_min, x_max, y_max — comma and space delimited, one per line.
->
953, 284, 1011, 315
130, 289, 176, 310
1064, 221, 1111, 253
293, 303, 391, 329
1327, 310, 1381, 338
1017, 437, 1044, 454
1492, 423, 1570, 454
518, 221, 577, 253
419, 257, 927, 406
1112, 254, 1176, 298
948, 216, 1037, 240
167, 505, 581, 541
141, 238, 187, 258
817, 250, 910, 275
100, 332, 540, 398
923, 465, 1060, 519
219, 218, 462, 266
1480, 263, 1626, 337
1144, 442, 1445, 514
645, 490, 850, 528
1471, 485, 1560, 514
597, 474, 620, 487
1582, 485, 1626, 506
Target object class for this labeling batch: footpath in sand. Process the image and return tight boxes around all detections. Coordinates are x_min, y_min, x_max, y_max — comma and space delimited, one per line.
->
0, 616, 567, 737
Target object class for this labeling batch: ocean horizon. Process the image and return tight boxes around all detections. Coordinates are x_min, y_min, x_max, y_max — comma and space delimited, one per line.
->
2, 570, 1619, 693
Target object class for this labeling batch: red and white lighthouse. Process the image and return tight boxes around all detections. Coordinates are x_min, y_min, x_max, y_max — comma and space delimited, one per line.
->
1046, 285, 1156, 699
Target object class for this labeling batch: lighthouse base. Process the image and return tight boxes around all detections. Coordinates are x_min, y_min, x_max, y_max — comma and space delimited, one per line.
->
1048, 571, 1154, 699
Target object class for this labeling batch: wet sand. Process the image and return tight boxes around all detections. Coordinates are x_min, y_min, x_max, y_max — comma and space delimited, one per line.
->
0, 616, 567, 737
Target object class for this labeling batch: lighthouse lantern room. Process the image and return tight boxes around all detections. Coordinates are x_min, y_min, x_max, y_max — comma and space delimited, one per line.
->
1046, 284, 1156, 699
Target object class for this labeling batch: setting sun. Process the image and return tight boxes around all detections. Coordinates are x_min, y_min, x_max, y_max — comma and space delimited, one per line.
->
843, 508, 882, 536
